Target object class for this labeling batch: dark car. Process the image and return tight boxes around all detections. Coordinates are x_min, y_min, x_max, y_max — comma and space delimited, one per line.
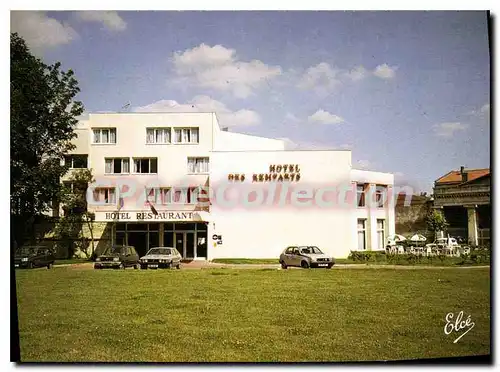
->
14, 246, 55, 269
94, 245, 140, 270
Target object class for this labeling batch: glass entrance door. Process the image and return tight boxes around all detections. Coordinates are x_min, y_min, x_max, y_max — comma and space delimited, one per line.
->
186, 232, 195, 258
174, 232, 185, 258
174, 232, 196, 259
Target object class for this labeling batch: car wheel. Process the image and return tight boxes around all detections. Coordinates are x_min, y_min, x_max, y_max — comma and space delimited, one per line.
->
119, 263, 125, 270
47, 263, 53, 269
134, 264, 140, 270
176, 263, 181, 269
28, 262, 34, 269
301, 260, 309, 269
280, 261, 287, 269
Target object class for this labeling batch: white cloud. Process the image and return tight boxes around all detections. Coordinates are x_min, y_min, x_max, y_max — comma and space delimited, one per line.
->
171, 43, 282, 98
355, 159, 373, 169
480, 103, 490, 115
394, 172, 405, 178
373, 63, 397, 79
308, 109, 344, 125
297, 62, 397, 93
338, 144, 353, 150
11, 11, 78, 51
284, 112, 301, 124
75, 11, 127, 31
433, 122, 468, 137
297, 62, 342, 93
278, 137, 337, 150
134, 95, 260, 128
343, 66, 368, 81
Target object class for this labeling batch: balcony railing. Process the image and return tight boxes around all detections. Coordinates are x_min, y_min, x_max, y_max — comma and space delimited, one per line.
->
434, 185, 490, 195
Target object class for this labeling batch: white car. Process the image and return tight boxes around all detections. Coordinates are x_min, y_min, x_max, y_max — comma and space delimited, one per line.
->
279, 246, 335, 269
139, 247, 182, 269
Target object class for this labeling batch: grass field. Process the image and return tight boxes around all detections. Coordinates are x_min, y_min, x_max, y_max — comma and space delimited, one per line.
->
14, 266, 490, 362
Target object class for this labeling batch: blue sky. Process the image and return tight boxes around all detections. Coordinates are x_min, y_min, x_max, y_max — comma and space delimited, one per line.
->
11, 11, 490, 192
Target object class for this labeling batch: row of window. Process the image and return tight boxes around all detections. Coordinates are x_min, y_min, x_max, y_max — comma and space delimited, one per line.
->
357, 218, 385, 251
356, 183, 387, 208
93, 186, 207, 205
92, 127, 200, 145
64, 155, 209, 175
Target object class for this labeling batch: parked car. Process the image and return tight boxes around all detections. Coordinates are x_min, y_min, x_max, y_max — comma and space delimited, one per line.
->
14, 246, 55, 269
94, 245, 140, 269
139, 247, 182, 269
279, 246, 335, 269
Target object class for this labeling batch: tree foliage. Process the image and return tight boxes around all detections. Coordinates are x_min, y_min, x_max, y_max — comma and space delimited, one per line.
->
55, 169, 96, 258
11, 32, 84, 246
426, 209, 449, 236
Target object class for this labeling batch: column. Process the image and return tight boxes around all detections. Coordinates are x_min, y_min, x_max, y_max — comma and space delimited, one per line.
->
467, 206, 478, 246
367, 184, 376, 251
159, 223, 164, 246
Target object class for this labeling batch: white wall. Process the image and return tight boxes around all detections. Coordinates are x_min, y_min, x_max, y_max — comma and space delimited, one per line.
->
208, 150, 355, 259
351, 169, 395, 252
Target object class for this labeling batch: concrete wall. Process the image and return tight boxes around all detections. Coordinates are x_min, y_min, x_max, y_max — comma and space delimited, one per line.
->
395, 199, 432, 238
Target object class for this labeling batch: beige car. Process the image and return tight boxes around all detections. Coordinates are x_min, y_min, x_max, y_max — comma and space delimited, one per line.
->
279, 246, 334, 269
139, 247, 182, 269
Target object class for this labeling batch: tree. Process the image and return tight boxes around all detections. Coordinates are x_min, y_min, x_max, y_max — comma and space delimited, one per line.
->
426, 209, 449, 239
56, 169, 96, 258
11, 33, 84, 248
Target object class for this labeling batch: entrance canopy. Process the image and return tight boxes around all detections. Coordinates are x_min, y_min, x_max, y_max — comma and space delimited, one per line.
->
193, 211, 211, 222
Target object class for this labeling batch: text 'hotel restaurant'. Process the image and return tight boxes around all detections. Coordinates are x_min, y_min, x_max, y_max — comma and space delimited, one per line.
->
53, 112, 397, 259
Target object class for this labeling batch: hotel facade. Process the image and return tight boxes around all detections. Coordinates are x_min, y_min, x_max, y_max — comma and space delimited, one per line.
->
57, 112, 397, 260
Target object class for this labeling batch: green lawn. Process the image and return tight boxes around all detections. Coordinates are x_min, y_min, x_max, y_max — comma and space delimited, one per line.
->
15, 266, 490, 362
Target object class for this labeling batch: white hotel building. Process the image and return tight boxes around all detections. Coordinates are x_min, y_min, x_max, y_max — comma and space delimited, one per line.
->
60, 112, 396, 260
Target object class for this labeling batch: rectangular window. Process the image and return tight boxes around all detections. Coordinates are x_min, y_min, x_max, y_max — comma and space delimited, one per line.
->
105, 158, 130, 174
133, 158, 158, 174
146, 187, 173, 205
375, 185, 387, 208
357, 219, 367, 251
93, 188, 116, 204
64, 155, 88, 169
92, 128, 117, 144
146, 128, 171, 144
173, 127, 199, 144
171, 187, 197, 204
357, 183, 367, 207
187, 157, 209, 174
377, 219, 385, 250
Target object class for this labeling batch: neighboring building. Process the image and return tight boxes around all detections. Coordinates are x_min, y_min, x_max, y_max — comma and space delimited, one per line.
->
53, 112, 395, 259
395, 193, 433, 238
433, 166, 491, 246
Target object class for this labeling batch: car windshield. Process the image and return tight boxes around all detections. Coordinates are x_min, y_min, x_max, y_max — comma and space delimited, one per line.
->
16, 247, 37, 255
103, 246, 125, 255
299, 246, 323, 254
147, 248, 171, 256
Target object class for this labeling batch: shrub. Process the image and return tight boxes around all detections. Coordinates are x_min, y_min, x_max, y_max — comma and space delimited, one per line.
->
348, 251, 386, 262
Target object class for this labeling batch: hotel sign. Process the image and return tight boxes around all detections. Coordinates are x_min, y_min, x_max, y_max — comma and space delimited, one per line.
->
228, 164, 301, 183
101, 211, 194, 221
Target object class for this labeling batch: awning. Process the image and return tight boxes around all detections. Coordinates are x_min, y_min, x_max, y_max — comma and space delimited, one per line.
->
193, 211, 211, 222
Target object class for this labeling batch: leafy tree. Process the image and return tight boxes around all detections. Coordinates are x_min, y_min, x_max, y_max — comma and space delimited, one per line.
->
56, 169, 96, 258
426, 209, 449, 239
11, 32, 84, 248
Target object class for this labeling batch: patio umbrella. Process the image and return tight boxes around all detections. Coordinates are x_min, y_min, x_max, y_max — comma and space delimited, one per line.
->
409, 234, 427, 242
386, 234, 406, 245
